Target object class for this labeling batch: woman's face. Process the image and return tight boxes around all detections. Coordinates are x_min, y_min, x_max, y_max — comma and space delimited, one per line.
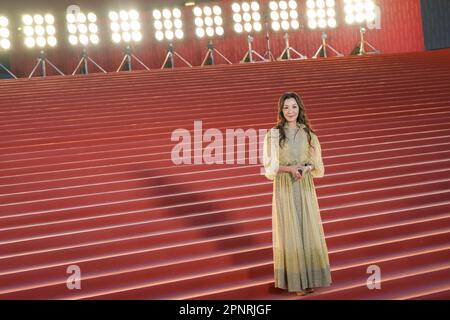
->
282, 98, 299, 123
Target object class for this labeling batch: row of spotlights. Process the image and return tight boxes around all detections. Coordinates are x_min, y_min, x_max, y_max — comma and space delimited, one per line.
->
1, 3, 378, 50
269, 1, 299, 10
152, 8, 182, 20
193, 6, 222, 17
0, 16, 10, 49
22, 14, 55, 26
109, 10, 140, 22
231, 2, 260, 12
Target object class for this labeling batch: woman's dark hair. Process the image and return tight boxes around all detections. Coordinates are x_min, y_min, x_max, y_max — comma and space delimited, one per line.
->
275, 92, 316, 149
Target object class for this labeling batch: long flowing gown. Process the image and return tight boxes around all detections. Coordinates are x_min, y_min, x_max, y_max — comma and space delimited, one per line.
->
263, 123, 332, 292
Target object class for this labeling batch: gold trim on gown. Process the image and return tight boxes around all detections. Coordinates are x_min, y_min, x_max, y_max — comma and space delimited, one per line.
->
263, 123, 332, 292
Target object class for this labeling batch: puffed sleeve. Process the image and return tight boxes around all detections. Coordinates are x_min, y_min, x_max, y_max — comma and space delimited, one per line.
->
263, 129, 280, 181
310, 133, 325, 178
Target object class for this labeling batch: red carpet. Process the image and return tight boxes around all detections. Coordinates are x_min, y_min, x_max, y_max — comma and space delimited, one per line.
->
0, 49, 449, 299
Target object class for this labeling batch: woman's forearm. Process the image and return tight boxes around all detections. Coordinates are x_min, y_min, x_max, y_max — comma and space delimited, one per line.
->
278, 166, 293, 174
276, 164, 313, 175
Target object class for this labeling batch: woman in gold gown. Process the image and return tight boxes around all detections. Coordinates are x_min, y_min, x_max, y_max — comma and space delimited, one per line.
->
263, 92, 332, 296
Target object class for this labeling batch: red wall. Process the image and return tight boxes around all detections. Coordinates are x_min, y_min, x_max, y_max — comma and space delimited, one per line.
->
6, 0, 425, 77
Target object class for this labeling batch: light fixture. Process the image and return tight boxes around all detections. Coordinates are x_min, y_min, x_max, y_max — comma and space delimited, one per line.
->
344, 0, 380, 55
268, 1, 306, 60
67, 11, 106, 75
22, 13, 57, 49
344, 0, 376, 25
153, 7, 184, 42
232, 2, 265, 63
193, 4, 224, 38
0, 15, 11, 50
304, 0, 342, 58
193, 4, 232, 66
109, 10, 148, 72
153, 7, 192, 69
109, 9, 143, 44
22, 13, 64, 78
306, 0, 337, 30
67, 11, 99, 47
0, 15, 17, 79
269, 0, 300, 32
231, 1, 262, 34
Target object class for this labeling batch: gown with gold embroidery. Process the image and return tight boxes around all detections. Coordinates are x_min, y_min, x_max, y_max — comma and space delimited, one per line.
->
263, 123, 332, 292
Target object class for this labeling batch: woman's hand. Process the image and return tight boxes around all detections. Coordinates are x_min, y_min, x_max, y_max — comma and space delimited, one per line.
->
290, 165, 304, 181
302, 164, 313, 175
291, 164, 313, 181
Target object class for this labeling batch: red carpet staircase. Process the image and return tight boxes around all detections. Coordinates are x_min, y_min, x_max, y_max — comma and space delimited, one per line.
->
0, 50, 449, 300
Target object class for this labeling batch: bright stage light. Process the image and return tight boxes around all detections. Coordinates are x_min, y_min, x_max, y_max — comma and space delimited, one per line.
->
22, 13, 57, 48
0, 14, 16, 78
193, 4, 224, 38
109, 9, 142, 43
306, 0, 337, 30
67, 11, 99, 46
153, 7, 184, 41
268, 1, 300, 32
0, 16, 11, 50
231, 2, 262, 34
344, 0, 376, 25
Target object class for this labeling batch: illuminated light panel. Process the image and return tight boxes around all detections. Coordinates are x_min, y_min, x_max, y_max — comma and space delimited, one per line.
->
268, 1, 300, 32
153, 7, 184, 41
67, 11, 99, 46
343, 0, 376, 25
231, 1, 262, 33
193, 4, 224, 38
22, 13, 57, 48
306, 0, 337, 30
0, 15, 11, 49
109, 9, 142, 44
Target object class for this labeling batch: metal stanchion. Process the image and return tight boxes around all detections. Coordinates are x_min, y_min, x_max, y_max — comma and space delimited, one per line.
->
201, 40, 232, 66
313, 32, 343, 59
29, 50, 65, 78
240, 35, 266, 63
117, 45, 150, 72
73, 48, 107, 75
278, 33, 307, 60
161, 43, 193, 69
355, 27, 380, 55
